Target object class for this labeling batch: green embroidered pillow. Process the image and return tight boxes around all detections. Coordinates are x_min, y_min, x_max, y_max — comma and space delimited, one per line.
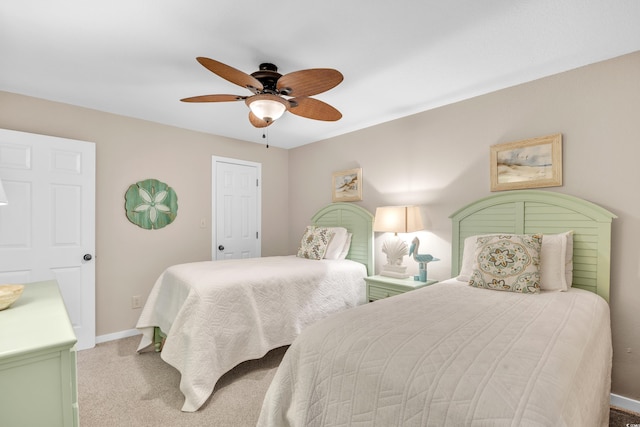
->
296, 226, 334, 260
469, 234, 542, 293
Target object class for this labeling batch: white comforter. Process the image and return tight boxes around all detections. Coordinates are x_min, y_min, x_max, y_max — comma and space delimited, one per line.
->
136, 256, 367, 412
258, 279, 612, 427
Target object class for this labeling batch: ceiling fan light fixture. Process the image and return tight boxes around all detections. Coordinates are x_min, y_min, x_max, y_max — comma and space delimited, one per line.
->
246, 94, 289, 123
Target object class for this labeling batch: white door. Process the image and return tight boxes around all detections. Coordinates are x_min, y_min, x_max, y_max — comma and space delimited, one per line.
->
212, 156, 261, 260
0, 129, 96, 350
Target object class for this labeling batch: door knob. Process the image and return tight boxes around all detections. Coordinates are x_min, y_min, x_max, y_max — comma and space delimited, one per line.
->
83, 254, 93, 261
218, 245, 224, 251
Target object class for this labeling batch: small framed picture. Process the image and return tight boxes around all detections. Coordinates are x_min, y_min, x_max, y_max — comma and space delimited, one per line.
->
490, 133, 562, 191
332, 168, 362, 202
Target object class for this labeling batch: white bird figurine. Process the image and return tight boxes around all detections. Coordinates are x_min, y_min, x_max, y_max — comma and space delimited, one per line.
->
409, 237, 439, 264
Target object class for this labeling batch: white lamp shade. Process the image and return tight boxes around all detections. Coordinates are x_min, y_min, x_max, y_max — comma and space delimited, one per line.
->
246, 94, 288, 122
373, 206, 423, 234
0, 178, 7, 205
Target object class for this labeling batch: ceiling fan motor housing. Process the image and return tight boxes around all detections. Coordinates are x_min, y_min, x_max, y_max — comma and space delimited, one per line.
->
251, 63, 285, 94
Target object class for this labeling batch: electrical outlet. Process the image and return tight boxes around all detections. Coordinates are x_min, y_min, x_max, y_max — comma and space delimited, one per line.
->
131, 295, 142, 309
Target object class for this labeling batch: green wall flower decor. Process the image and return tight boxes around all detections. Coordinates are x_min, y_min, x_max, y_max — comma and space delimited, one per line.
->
125, 179, 178, 230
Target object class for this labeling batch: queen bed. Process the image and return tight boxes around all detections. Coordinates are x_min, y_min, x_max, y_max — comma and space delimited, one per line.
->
136, 202, 374, 412
257, 190, 616, 427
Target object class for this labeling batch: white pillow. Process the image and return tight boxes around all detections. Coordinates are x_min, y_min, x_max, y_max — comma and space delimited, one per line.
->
337, 233, 353, 260
539, 231, 574, 291
457, 232, 574, 290
564, 232, 574, 287
457, 235, 478, 282
323, 227, 350, 260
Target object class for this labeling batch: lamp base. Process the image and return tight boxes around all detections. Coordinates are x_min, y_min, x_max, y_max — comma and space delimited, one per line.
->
380, 265, 410, 279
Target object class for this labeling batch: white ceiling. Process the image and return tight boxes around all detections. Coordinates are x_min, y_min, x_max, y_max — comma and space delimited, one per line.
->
2, 1, 639, 149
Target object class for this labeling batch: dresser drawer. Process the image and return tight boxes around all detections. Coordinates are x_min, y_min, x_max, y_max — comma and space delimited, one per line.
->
368, 284, 404, 301
365, 275, 438, 302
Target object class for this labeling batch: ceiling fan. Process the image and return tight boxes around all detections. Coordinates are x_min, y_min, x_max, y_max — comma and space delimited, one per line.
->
181, 57, 344, 128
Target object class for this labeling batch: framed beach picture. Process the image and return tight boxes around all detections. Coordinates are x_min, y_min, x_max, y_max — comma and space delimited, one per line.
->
332, 168, 362, 202
490, 133, 562, 191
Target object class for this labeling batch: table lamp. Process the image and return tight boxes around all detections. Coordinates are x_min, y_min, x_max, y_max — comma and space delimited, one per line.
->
373, 206, 423, 278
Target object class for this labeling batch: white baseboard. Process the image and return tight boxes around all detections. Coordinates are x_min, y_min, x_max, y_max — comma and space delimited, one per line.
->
95, 328, 141, 344
611, 393, 640, 414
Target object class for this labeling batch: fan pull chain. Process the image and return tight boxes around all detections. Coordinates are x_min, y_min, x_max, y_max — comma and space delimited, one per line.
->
262, 128, 269, 148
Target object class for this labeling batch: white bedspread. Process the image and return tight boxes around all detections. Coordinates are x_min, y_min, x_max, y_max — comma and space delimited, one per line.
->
136, 256, 366, 412
258, 279, 612, 427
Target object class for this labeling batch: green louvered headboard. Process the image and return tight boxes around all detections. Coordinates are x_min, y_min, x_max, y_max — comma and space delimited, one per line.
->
312, 203, 375, 275
450, 190, 616, 302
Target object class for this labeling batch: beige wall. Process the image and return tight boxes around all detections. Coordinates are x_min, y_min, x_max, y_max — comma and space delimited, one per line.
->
1, 51, 638, 401
289, 51, 640, 400
0, 92, 290, 337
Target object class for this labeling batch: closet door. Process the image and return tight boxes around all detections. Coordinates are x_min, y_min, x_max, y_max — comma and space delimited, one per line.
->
212, 156, 261, 260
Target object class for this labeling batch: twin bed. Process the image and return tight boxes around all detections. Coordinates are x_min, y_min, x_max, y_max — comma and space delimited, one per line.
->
257, 190, 616, 427
137, 191, 616, 426
136, 202, 374, 412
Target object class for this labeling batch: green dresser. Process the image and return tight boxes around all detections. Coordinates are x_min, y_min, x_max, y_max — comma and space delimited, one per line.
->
0, 280, 79, 427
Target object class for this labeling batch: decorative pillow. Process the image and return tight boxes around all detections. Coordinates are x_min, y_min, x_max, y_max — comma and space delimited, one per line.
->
297, 226, 334, 260
337, 233, 353, 260
323, 227, 350, 260
540, 231, 574, 291
469, 234, 542, 293
459, 232, 574, 290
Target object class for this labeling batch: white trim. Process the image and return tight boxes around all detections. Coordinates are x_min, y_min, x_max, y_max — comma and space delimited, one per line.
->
611, 393, 640, 415
93, 328, 141, 345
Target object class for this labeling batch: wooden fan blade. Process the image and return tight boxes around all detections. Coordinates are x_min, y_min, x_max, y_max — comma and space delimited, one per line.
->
249, 112, 273, 128
180, 94, 246, 103
196, 57, 264, 92
277, 69, 343, 97
288, 97, 342, 121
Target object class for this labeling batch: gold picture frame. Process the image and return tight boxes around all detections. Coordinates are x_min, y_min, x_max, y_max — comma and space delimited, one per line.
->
490, 133, 562, 191
332, 168, 362, 202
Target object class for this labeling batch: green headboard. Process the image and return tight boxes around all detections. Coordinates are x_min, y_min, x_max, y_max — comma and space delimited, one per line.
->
312, 203, 374, 276
449, 190, 616, 302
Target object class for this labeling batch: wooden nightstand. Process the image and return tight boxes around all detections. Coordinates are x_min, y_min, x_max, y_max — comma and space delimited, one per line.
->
365, 275, 437, 302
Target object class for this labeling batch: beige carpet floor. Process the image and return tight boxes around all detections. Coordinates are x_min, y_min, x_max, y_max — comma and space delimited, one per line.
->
78, 335, 640, 427
77, 335, 286, 426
